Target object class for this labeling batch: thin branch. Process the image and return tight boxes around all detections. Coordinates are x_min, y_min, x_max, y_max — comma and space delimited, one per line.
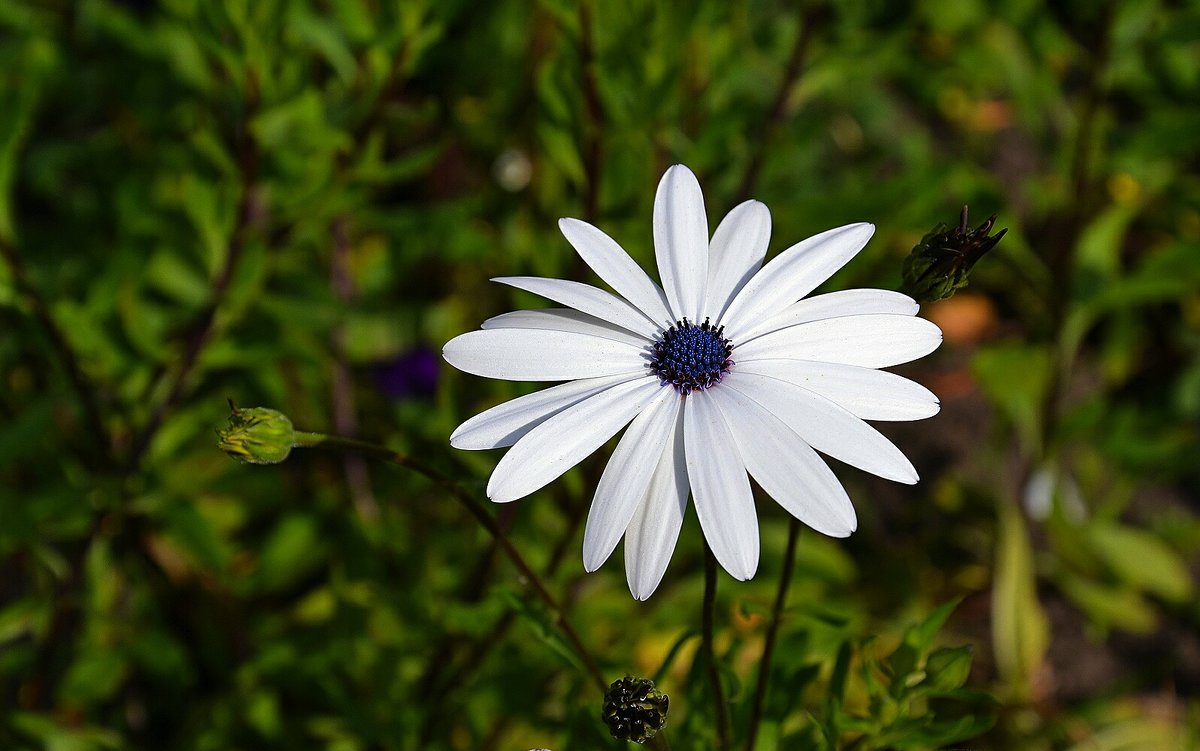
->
702, 545, 731, 750
0, 237, 113, 468
736, 6, 825, 202
744, 518, 801, 751
292, 431, 610, 693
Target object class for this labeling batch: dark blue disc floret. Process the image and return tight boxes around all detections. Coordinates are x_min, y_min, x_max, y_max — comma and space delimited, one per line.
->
649, 317, 734, 396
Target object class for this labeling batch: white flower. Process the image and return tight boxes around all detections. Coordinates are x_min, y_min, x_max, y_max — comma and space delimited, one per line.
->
444, 165, 942, 600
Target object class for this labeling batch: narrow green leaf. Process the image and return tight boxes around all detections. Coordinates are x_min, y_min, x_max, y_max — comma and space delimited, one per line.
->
992, 500, 1049, 699
1088, 522, 1194, 603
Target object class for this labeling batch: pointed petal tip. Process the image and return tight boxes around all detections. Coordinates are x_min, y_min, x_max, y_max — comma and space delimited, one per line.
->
628, 577, 658, 601
731, 563, 758, 582
485, 477, 521, 504
582, 536, 616, 573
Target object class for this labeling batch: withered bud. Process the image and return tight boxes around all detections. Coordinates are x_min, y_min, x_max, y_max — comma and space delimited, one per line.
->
902, 205, 1007, 302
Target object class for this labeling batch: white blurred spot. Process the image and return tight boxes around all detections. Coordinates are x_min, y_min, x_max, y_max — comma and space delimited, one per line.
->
494, 148, 532, 192
1023, 464, 1086, 522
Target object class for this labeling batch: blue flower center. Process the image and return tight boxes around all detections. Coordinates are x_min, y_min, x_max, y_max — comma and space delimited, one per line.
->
649, 318, 733, 396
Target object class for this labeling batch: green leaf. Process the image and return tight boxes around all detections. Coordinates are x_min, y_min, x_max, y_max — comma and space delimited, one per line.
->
972, 343, 1053, 454
60, 649, 129, 706
1087, 522, 1194, 603
1055, 571, 1158, 634
888, 599, 962, 696
890, 713, 995, 750
907, 598, 961, 656
923, 645, 973, 692
254, 514, 327, 593
8, 712, 123, 751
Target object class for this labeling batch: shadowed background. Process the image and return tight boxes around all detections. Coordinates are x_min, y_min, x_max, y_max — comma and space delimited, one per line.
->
1, 1, 1198, 749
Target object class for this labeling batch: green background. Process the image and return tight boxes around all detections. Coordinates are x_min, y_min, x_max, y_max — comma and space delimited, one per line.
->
2, 0, 1198, 748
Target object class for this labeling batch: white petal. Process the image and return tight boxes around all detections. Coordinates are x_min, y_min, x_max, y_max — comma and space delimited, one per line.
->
583, 389, 681, 571
734, 314, 942, 369
724, 371, 918, 484
450, 372, 644, 450
709, 386, 856, 536
493, 276, 658, 338
704, 200, 771, 323
736, 359, 940, 421
721, 223, 875, 340
482, 308, 650, 348
443, 328, 645, 382
684, 392, 759, 580
487, 377, 662, 503
624, 408, 688, 600
558, 218, 674, 328
738, 288, 918, 342
653, 165, 709, 321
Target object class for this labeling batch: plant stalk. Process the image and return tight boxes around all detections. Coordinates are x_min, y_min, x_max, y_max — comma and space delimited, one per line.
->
702, 545, 731, 750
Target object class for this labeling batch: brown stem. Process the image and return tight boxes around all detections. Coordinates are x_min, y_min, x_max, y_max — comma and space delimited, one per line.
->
329, 216, 379, 520
744, 518, 801, 751
702, 545, 731, 750
1037, 0, 1116, 461
126, 134, 260, 471
292, 431, 610, 692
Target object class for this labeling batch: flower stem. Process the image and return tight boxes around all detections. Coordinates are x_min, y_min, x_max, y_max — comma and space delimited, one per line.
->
702, 545, 731, 750
743, 517, 801, 751
291, 431, 610, 692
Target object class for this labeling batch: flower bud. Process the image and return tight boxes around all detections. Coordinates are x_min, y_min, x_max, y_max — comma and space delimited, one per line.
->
602, 676, 668, 744
902, 205, 1006, 302
217, 401, 296, 464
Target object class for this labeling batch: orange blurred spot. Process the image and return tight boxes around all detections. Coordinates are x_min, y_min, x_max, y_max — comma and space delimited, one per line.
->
927, 369, 977, 400
926, 293, 997, 346
969, 100, 1012, 132
731, 602, 765, 633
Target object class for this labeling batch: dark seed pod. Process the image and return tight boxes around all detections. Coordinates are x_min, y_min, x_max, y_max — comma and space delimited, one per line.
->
601, 675, 669, 744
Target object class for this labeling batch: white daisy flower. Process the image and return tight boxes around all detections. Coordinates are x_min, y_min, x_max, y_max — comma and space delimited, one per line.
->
444, 165, 942, 600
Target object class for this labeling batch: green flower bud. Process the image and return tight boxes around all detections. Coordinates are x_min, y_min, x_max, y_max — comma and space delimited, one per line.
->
217, 401, 296, 464
902, 205, 1006, 302
602, 676, 668, 744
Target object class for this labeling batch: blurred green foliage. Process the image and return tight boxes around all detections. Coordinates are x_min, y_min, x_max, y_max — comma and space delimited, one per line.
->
2, 0, 1199, 749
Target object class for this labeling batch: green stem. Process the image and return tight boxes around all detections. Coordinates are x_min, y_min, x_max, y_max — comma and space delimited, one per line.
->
291, 431, 610, 693
702, 545, 731, 750
744, 518, 801, 751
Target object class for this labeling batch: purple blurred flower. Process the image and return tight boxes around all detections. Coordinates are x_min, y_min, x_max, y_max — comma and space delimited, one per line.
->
373, 346, 440, 400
